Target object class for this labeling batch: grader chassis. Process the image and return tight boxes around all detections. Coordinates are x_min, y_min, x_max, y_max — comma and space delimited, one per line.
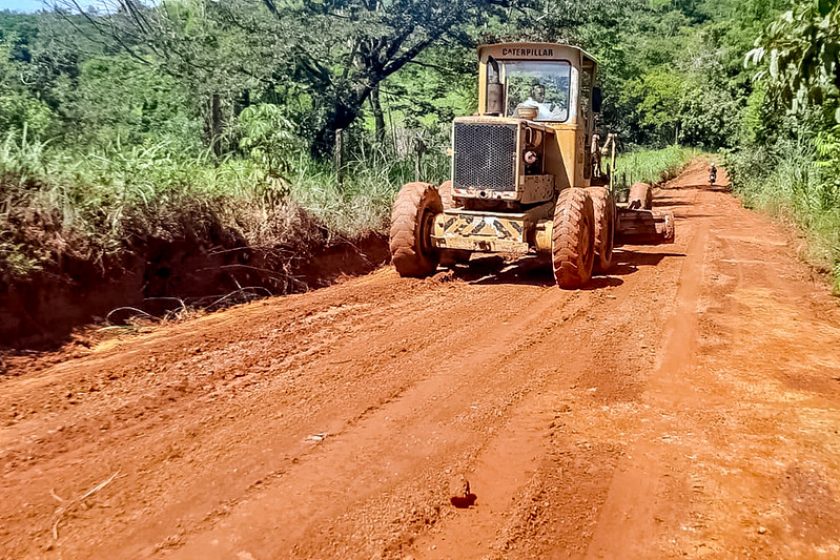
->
389, 42, 674, 289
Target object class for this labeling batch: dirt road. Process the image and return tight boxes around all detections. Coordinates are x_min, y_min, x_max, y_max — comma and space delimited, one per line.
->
2, 162, 840, 559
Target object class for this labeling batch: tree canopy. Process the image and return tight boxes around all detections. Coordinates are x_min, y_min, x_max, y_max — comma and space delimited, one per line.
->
0, 0, 834, 157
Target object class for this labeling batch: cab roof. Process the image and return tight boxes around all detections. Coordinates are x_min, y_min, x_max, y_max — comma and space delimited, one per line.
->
477, 42, 598, 65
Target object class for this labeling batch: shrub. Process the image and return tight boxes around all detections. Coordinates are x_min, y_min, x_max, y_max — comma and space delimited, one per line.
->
0, 128, 448, 282
615, 145, 697, 185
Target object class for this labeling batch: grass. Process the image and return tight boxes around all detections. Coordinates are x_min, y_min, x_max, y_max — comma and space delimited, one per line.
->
0, 129, 449, 283
0, 132, 710, 286
615, 145, 698, 186
727, 141, 840, 293
287, 146, 448, 235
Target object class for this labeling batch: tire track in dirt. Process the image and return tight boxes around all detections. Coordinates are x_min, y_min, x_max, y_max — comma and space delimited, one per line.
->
407, 196, 702, 559
666, 187, 840, 558
584, 211, 709, 559
155, 288, 594, 559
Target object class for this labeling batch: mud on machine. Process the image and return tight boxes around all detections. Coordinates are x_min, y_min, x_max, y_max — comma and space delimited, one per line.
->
389, 42, 674, 289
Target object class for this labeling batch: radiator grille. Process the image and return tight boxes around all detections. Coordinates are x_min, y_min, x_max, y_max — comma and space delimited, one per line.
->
453, 123, 517, 192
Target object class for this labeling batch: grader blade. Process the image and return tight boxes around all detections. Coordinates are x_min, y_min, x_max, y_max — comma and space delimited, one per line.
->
615, 207, 675, 245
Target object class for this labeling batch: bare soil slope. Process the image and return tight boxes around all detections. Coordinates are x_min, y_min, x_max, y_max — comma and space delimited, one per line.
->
2, 162, 840, 559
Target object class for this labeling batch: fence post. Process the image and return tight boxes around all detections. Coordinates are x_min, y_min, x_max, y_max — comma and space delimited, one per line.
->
210, 93, 223, 157
334, 128, 344, 186
414, 136, 426, 182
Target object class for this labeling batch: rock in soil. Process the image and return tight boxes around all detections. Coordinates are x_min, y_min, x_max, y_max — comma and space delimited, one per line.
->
449, 475, 476, 508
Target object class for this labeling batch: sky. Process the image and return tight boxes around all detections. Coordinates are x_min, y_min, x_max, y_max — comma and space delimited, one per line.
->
1, 0, 110, 12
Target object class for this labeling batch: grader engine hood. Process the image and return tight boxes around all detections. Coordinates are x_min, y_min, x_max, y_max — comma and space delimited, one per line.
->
453, 120, 518, 199
450, 117, 556, 205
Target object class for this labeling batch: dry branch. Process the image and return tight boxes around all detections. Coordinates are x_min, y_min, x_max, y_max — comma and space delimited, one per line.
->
50, 471, 121, 541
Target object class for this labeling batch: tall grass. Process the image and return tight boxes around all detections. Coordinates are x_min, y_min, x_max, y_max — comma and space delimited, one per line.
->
0, 129, 447, 282
728, 140, 840, 292
287, 146, 448, 235
615, 145, 698, 186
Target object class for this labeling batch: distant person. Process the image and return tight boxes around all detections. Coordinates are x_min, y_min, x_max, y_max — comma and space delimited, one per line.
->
709, 162, 718, 186
522, 84, 566, 121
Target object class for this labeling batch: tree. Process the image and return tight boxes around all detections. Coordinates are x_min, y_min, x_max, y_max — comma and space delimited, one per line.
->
54, 0, 527, 155
621, 69, 686, 145
747, 0, 840, 123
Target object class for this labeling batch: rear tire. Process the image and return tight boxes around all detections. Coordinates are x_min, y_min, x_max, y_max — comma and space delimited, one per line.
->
586, 186, 615, 273
390, 182, 442, 277
551, 188, 595, 289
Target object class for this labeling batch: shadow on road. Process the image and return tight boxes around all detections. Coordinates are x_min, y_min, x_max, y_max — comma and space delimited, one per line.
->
678, 213, 717, 219
610, 249, 686, 276
659, 183, 732, 193
446, 249, 685, 288
449, 255, 556, 287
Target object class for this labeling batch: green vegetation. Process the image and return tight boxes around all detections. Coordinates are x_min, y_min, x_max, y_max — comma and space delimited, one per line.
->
729, 142, 840, 291
734, 0, 840, 290
0, 128, 447, 280
616, 147, 698, 186
0, 0, 838, 287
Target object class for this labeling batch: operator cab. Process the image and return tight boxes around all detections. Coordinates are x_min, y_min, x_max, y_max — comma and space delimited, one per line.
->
479, 43, 601, 123
486, 57, 573, 122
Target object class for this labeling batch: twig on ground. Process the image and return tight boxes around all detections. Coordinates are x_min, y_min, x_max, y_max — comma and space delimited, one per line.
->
200, 263, 287, 275
207, 245, 295, 256
95, 325, 145, 335
50, 471, 121, 541
105, 307, 156, 325
205, 286, 273, 310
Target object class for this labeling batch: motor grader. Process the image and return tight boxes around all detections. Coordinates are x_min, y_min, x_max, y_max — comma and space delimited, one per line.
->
389, 42, 674, 289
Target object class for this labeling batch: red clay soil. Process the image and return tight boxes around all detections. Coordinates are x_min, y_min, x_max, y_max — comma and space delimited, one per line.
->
0, 231, 389, 349
2, 162, 840, 559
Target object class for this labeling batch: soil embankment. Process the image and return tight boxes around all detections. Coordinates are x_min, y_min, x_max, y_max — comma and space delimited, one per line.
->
0, 230, 388, 349
2, 162, 839, 559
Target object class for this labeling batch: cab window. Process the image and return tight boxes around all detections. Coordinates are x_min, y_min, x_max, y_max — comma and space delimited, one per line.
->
500, 61, 572, 122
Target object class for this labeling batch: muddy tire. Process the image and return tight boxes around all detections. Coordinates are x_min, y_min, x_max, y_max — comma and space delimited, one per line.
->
438, 180, 461, 210
586, 186, 616, 273
628, 182, 653, 210
551, 188, 596, 289
390, 182, 442, 277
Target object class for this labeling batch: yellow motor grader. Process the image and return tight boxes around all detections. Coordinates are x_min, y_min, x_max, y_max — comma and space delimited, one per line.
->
389, 42, 674, 289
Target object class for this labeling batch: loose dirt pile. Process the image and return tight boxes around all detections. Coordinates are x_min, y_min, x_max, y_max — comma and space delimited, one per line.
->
2, 162, 839, 559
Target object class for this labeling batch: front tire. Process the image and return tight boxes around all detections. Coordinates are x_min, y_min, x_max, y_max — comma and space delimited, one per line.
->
551, 188, 596, 289
389, 182, 442, 277
586, 186, 615, 273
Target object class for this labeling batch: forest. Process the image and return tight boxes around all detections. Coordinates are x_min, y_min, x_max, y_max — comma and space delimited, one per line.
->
0, 0, 838, 292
